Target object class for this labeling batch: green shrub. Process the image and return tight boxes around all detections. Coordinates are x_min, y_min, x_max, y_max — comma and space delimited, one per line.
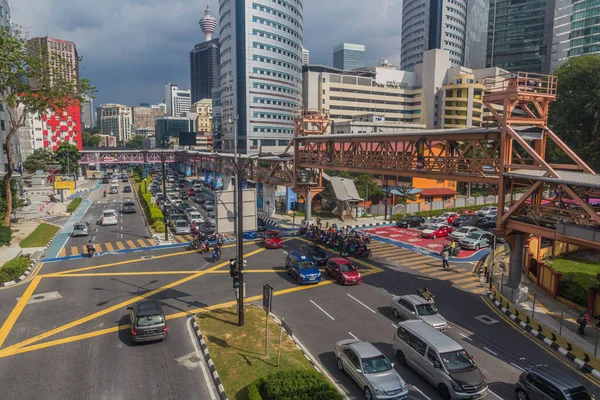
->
66, 197, 83, 213
390, 203, 498, 221
153, 221, 165, 233
250, 369, 342, 400
0, 257, 30, 282
0, 226, 12, 246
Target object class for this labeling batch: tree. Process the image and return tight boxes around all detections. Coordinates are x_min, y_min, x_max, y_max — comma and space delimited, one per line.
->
549, 55, 600, 170
125, 135, 143, 149
22, 148, 55, 173
54, 142, 81, 176
82, 131, 102, 147
396, 185, 417, 205
0, 25, 94, 226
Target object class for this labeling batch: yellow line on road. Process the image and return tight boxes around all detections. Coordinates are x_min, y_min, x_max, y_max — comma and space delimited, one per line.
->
458, 281, 482, 289
452, 276, 478, 284
43, 271, 199, 277
70, 246, 79, 256
59, 249, 66, 257
136, 239, 147, 247
0, 277, 42, 349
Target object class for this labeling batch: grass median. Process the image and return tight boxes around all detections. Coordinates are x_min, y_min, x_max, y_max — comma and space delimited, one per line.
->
19, 223, 60, 248
197, 305, 331, 399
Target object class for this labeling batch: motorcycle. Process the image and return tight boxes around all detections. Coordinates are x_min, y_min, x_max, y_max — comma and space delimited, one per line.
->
577, 316, 588, 335
211, 249, 221, 262
87, 246, 95, 257
354, 248, 372, 259
200, 242, 210, 253
189, 238, 200, 251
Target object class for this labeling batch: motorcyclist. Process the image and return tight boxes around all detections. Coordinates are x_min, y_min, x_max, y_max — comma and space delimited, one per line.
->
86, 240, 95, 256
217, 234, 224, 246
103, 189, 107, 197
201, 240, 210, 252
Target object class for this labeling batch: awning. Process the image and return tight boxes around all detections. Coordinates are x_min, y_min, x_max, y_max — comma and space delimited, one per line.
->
418, 188, 457, 196
329, 177, 364, 202
391, 188, 422, 196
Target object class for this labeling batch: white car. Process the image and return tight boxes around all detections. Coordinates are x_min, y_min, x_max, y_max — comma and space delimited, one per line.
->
477, 206, 498, 216
109, 184, 119, 194
101, 209, 118, 226
391, 294, 448, 331
111, 178, 119, 184
423, 217, 448, 228
450, 226, 482, 242
193, 184, 203, 192
187, 211, 204, 224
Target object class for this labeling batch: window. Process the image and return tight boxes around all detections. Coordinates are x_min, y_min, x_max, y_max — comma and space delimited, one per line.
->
411, 335, 427, 356
0, 120, 4, 130
343, 349, 360, 368
396, 327, 411, 344
0, 102, 3, 111
424, 196, 434, 203
427, 348, 440, 365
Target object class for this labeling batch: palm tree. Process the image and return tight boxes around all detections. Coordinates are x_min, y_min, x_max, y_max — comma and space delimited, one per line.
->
397, 185, 417, 205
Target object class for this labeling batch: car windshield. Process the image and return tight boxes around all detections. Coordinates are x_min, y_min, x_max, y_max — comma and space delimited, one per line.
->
430, 225, 441, 230
415, 302, 438, 316
567, 387, 594, 400
124, 186, 131, 190
190, 213, 201, 219
123, 202, 135, 207
361, 355, 393, 374
136, 314, 164, 327
74, 224, 87, 230
457, 228, 470, 234
440, 350, 476, 372
340, 263, 356, 272
466, 232, 483, 240
103, 212, 116, 218
297, 261, 315, 270
176, 221, 187, 227
266, 233, 279, 239
441, 213, 450, 217
312, 247, 326, 256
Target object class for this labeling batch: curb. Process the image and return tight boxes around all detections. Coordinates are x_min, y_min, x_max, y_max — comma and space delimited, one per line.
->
191, 318, 228, 400
487, 292, 600, 380
345, 221, 394, 229
258, 214, 282, 228
0, 259, 36, 287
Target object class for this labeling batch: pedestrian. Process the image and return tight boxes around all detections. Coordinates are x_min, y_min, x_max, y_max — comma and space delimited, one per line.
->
441, 248, 450, 269
316, 216, 322, 228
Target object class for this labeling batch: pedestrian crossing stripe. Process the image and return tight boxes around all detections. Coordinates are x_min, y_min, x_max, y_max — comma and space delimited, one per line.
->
428, 270, 456, 278
389, 254, 427, 262
411, 264, 437, 270
59, 238, 156, 256
372, 248, 411, 256
458, 281, 483, 289
452, 276, 479, 284
418, 267, 440, 273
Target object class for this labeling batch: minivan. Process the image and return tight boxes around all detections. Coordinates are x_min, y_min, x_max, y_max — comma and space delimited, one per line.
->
393, 320, 487, 399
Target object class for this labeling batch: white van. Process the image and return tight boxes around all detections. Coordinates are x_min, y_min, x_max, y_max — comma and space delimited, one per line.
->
101, 209, 118, 226
393, 320, 487, 399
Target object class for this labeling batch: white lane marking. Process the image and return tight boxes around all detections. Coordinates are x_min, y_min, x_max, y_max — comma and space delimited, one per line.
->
511, 363, 525, 371
310, 300, 335, 321
92, 236, 95, 242
483, 346, 498, 356
186, 318, 217, 400
348, 332, 359, 340
347, 294, 377, 314
488, 389, 504, 400
410, 384, 433, 400
391, 323, 398, 328
459, 332, 473, 341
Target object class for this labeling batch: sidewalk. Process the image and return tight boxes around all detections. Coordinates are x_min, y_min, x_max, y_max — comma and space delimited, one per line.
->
261, 212, 394, 230
0, 221, 48, 265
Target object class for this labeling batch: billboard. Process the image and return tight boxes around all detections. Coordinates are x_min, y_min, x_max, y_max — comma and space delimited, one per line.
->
214, 189, 257, 234
53, 174, 76, 191
179, 132, 196, 146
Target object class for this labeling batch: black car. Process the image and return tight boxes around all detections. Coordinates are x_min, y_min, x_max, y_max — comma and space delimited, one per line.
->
484, 214, 497, 228
396, 216, 425, 228
452, 215, 470, 227
122, 177, 128, 182
179, 190, 189, 199
193, 194, 206, 204
200, 223, 216, 240
203, 201, 215, 212
463, 216, 491, 230
128, 300, 167, 343
123, 186, 132, 193
299, 243, 328, 265
121, 200, 136, 214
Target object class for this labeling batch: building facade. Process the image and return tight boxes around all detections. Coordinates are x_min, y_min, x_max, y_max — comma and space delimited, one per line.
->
132, 105, 164, 129
98, 104, 133, 146
211, 88, 222, 150
81, 95, 94, 129
219, 0, 304, 153
0, 0, 15, 173
333, 43, 365, 70
191, 99, 213, 133
27, 37, 79, 89
98, 134, 117, 147
165, 84, 191, 117
302, 48, 309, 65
155, 116, 197, 148
441, 73, 484, 128
331, 113, 425, 134
568, 0, 600, 59
401, 0, 488, 71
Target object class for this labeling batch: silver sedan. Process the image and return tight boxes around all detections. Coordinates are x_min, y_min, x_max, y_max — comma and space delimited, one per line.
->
173, 220, 191, 235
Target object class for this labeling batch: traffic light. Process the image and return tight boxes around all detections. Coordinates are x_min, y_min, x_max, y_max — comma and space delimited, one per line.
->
230, 258, 240, 288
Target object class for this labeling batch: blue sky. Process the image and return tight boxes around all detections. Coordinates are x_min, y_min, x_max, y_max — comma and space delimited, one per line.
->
12, 0, 403, 106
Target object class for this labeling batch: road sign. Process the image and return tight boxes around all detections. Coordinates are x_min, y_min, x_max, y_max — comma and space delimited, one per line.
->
263, 284, 273, 313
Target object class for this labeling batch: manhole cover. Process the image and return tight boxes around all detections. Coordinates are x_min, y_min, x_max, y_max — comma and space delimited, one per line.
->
33, 296, 45, 300
18, 291, 62, 305
474, 315, 500, 325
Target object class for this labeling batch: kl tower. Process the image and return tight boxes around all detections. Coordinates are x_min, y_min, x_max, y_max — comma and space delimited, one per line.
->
199, 3, 217, 41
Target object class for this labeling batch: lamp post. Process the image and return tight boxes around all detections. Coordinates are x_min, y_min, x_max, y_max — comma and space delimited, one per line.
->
159, 151, 169, 242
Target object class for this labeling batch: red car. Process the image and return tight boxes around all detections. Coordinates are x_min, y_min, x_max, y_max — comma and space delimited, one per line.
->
187, 188, 196, 196
441, 212, 459, 223
262, 230, 282, 249
421, 224, 452, 239
457, 209, 474, 216
325, 258, 362, 285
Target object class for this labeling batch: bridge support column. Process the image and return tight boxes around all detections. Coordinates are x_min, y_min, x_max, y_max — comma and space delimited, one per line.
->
263, 184, 276, 217
508, 233, 524, 290
304, 192, 312, 223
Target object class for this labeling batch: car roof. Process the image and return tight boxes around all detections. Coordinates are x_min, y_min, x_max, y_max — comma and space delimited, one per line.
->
135, 300, 161, 315
75, 221, 88, 224
103, 209, 116, 213
526, 366, 586, 390
348, 341, 383, 358
330, 257, 351, 264
399, 320, 463, 353
459, 226, 478, 230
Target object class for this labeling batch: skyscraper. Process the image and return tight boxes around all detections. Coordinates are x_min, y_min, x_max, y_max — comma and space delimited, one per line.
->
98, 104, 133, 146
27, 37, 79, 89
190, 4, 220, 103
567, 0, 600, 59
219, 0, 304, 153
302, 48, 310, 65
333, 43, 365, 70
81, 95, 94, 129
0, 0, 9, 27
0, 0, 14, 173
401, 0, 488, 71
165, 83, 191, 117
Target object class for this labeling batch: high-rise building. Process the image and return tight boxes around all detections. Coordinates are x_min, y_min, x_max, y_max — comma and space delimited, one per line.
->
165, 83, 191, 117
27, 37, 79, 89
132, 104, 165, 129
219, 0, 304, 153
155, 115, 197, 148
333, 43, 365, 70
302, 48, 310, 65
190, 4, 220, 103
98, 104, 133, 146
0, 0, 9, 27
401, 0, 488, 71
81, 95, 94, 129
191, 99, 213, 133
567, 1, 600, 59
212, 88, 222, 151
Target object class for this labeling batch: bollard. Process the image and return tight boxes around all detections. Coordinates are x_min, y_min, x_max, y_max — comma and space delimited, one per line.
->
559, 310, 564, 336
531, 294, 536, 318
595, 328, 599, 357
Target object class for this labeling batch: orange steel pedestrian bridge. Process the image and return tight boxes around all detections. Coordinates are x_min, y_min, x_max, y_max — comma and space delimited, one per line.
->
80, 72, 600, 259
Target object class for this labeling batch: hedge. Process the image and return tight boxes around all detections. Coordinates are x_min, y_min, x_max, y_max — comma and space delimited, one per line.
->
246, 369, 343, 400
0, 256, 30, 282
390, 203, 498, 221
137, 182, 164, 229
66, 197, 83, 213
0, 226, 12, 246
153, 221, 165, 233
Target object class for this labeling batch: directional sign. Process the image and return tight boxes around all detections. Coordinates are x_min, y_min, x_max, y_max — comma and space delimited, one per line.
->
263, 284, 273, 313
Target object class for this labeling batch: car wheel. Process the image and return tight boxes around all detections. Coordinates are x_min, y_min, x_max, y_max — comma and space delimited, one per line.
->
364, 387, 373, 400
325, 268, 329, 276
393, 308, 400, 318
336, 357, 344, 371
338, 277, 344, 285
516, 389, 529, 400
395, 350, 407, 366
433, 235, 437, 239
296, 275, 301, 284
475, 244, 480, 251
438, 384, 451, 400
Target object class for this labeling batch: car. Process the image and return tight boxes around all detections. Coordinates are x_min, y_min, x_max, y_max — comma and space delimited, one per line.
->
285, 251, 321, 284
396, 216, 425, 228
121, 200, 136, 214
101, 209, 118, 226
127, 300, 167, 343
71, 221, 91, 237
515, 365, 594, 400
440, 212, 459, 223
167, 213, 185, 227
193, 184, 203, 192
123, 186, 132, 193
299, 243, 328, 265
462, 216, 490, 230
257, 218, 267, 232
421, 224, 452, 239
187, 211, 204, 224
262, 230, 283, 249
449, 226, 482, 242
178, 177, 187, 184
203, 202, 215, 212
109, 185, 118, 194
169, 196, 182, 206
163, 206, 178, 217
335, 339, 409, 400
200, 222, 216, 240
102, 177, 109, 184
193, 194, 206, 204
187, 188, 196, 196
476, 206, 498, 216
178, 202, 190, 213
456, 209, 474, 216
207, 212, 216, 225
484, 214, 497, 228
167, 177, 176, 183
325, 258, 362, 285
111, 178, 119, 184
183, 207, 195, 215
121, 176, 128, 182
173, 220, 191, 235
423, 217, 448, 228
451, 215, 471, 227
179, 190, 189, 200
459, 231, 495, 250
391, 294, 448, 331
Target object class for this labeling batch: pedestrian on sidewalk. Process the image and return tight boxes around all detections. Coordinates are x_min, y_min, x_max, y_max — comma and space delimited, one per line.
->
316, 216, 322, 228
441, 249, 450, 269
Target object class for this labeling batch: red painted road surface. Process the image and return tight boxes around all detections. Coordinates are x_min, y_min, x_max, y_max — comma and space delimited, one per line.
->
365, 225, 481, 259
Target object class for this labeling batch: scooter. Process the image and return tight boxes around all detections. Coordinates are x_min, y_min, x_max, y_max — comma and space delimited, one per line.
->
87, 246, 95, 257
211, 249, 221, 262
200, 242, 210, 253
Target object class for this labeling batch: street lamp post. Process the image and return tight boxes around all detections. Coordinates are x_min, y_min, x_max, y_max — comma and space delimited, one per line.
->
160, 151, 168, 242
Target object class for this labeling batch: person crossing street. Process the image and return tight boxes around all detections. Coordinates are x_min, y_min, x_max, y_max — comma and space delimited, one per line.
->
441, 248, 450, 269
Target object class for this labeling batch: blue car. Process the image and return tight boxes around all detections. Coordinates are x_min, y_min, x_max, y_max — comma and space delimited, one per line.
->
286, 251, 321, 285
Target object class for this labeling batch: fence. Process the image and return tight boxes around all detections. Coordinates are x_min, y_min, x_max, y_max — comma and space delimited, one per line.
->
557, 280, 589, 309
369, 194, 502, 215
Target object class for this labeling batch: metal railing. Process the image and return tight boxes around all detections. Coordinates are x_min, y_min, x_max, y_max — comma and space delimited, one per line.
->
483, 72, 558, 97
